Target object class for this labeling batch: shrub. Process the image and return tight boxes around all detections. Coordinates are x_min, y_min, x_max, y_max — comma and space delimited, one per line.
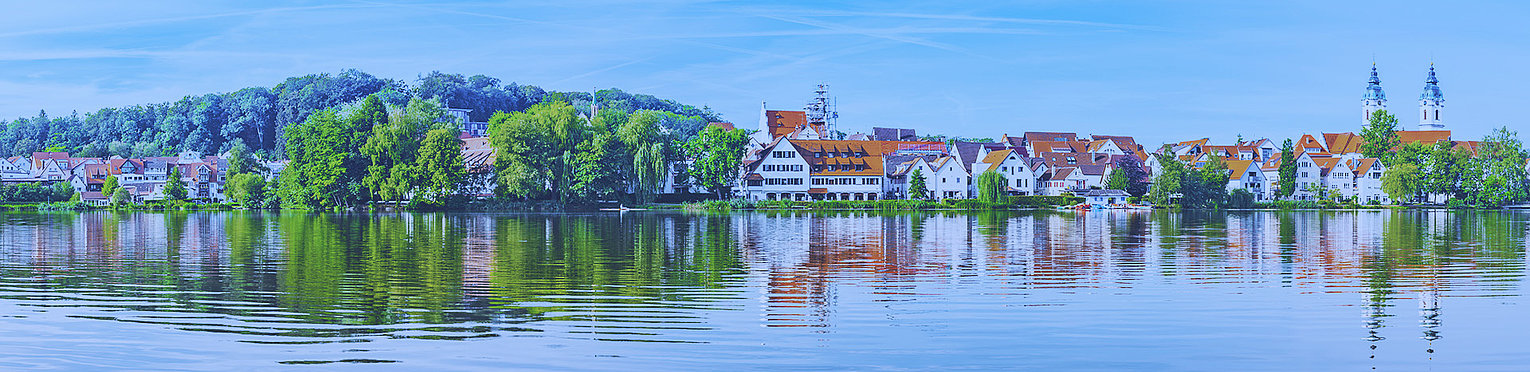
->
1009, 195, 1083, 208
1227, 189, 1256, 209
1445, 199, 1468, 209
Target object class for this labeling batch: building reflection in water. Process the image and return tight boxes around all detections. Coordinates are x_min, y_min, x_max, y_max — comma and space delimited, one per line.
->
0, 210, 1524, 353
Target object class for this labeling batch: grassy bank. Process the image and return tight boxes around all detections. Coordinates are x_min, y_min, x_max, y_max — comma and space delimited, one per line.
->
683, 196, 1084, 211
0, 201, 239, 212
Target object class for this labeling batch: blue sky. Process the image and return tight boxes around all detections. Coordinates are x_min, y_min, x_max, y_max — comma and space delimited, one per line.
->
2, 1, 1526, 147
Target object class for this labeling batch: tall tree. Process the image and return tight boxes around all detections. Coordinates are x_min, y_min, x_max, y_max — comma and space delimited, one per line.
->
488, 101, 585, 200
1360, 109, 1400, 163
1382, 163, 1422, 204
1147, 153, 1187, 206
683, 126, 749, 198
909, 167, 929, 200
414, 128, 467, 202
166, 166, 188, 201
976, 170, 1008, 203
101, 175, 119, 199
1278, 139, 1297, 198
1111, 155, 1150, 196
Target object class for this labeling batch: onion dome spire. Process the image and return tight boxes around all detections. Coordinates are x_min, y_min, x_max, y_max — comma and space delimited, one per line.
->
1419, 63, 1444, 102
1364, 63, 1386, 101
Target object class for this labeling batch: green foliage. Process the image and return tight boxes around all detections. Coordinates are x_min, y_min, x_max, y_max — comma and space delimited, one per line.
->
111, 188, 131, 205
416, 128, 467, 202
1360, 109, 1400, 163
1114, 155, 1151, 196
227, 173, 267, 207
1278, 139, 1297, 198
1148, 152, 1228, 208
101, 175, 119, 198
1228, 189, 1256, 209
489, 101, 584, 201
279, 107, 371, 209
225, 142, 264, 176
1424, 139, 1470, 198
683, 126, 749, 198
908, 168, 930, 200
360, 97, 446, 202
1010, 195, 1084, 207
1147, 152, 1186, 206
1465, 126, 1530, 208
166, 167, 188, 200
976, 170, 1008, 203
1382, 163, 1421, 204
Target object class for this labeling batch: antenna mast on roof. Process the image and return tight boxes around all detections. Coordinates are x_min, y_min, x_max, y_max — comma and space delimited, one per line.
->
805, 83, 838, 138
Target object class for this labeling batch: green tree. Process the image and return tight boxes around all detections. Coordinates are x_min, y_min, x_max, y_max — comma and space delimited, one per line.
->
111, 187, 131, 205
1360, 109, 1400, 164
619, 111, 670, 204
50, 182, 73, 201
225, 142, 263, 176
165, 166, 188, 200
683, 126, 749, 198
101, 175, 119, 198
415, 128, 467, 202
1228, 189, 1256, 208
278, 101, 377, 209
1468, 126, 1529, 207
1187, 154, 1230, 208
1382, 163, 1422, 204
1147, 152, 1187, 206
976, 170, 1008, 203
227, 172, 267, 207
1106, 168, 1129, 191
488, 101, 585, 200
1424, 140, 1469, 199
909, 167, 930, 200
1278, 139, 1297, 198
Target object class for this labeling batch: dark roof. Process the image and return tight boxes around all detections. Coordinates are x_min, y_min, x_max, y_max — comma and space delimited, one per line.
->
1083, 189, 1130, 197
872, 127, 918, 141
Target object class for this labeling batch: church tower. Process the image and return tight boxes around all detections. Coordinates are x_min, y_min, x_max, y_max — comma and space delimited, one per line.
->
1362, 63, 1387, 125
1418, 64, 1445, 130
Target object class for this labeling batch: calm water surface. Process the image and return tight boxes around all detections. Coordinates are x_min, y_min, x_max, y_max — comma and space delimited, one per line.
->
0, 210, 1527, 370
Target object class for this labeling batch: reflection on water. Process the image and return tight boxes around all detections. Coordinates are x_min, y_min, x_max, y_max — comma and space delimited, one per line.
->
0, 210, 1526, 369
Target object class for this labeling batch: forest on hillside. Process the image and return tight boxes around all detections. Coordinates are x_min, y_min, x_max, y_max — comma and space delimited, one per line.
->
0, 70, 723, 159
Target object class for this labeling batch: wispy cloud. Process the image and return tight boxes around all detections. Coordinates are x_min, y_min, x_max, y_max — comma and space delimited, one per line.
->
0, 4, 375, 39
549, 58, 653, 86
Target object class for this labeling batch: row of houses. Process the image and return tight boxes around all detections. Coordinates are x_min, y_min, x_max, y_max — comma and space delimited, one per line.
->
1, 151, 242, 205
1154, 130, 1479, 204
735, 103, 1150, 201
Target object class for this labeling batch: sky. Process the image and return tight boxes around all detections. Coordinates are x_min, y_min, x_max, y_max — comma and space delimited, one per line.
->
1, 1, 1527, 147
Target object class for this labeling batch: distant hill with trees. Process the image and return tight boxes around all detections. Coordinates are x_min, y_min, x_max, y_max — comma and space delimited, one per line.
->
0, 69, 723, 159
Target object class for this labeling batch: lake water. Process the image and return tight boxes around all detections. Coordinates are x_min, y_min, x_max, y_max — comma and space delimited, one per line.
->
0, 210, 1526, 370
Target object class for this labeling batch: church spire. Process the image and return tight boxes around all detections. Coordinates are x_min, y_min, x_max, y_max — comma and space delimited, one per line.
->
1418, 63, 1445, 130
1362, 63, 1387, 125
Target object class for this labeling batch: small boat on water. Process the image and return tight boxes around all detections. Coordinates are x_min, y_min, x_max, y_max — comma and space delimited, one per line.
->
598, 206, 648, 212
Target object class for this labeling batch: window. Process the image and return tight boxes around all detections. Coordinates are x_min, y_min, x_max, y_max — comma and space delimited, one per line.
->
1436, 110, 1440, 120
772, 151, 796, 158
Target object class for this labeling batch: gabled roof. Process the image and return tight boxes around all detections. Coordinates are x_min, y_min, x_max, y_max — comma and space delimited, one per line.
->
1030, 140, 1088, 154
872, 127, 918, 141
1024, 132, 1078, 144
1351, 158, 1381, 175
978, 149, 1020, 173
1397, 130, 1452, 145
794, 139, 885, 176
1226, 160, 1255, 180
1295, 134, 1326, 153
764, 110, 813, 138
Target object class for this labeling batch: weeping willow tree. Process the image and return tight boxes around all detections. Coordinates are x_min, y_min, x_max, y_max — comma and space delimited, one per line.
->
976, 170, 1008, 203
632, 142, 666, 204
